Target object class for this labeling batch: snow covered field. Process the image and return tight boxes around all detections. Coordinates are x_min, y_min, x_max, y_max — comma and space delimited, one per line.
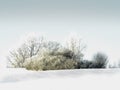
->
0, 68, 120, 90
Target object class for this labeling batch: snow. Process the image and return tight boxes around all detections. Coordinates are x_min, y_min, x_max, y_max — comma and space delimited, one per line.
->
0, 68, 120, 90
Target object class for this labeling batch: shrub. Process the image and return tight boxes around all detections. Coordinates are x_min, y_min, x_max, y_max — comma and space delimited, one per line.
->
24, 50, 78, 71
92, 52, 108, 68
77, 60, 95, 69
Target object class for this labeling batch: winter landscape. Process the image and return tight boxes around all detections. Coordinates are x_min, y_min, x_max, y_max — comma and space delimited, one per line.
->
0, 0, 120, 90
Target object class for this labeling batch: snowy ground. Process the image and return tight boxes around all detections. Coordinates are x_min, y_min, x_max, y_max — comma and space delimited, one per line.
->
0, 68, 120, 90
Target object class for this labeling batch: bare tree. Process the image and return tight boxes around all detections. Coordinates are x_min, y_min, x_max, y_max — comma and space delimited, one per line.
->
44, 41, 61, 52
7, 36, 45, 68
7, 36, 63, 68
66, 37, 85, 61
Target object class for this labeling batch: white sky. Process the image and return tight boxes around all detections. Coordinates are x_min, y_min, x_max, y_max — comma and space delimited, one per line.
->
0, 0, 120, 67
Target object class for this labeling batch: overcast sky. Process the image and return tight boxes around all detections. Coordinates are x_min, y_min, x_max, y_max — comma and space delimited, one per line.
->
0, 0, 120, 67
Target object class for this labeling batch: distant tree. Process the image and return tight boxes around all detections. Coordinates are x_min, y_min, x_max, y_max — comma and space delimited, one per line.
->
7, 36, 45, 68
92, 52, 108, 68
117, 60, 120, 68
109, 60, 120, 68
108, 64, 117, 68
7, 36, 63, 68
66, 37, 85, 61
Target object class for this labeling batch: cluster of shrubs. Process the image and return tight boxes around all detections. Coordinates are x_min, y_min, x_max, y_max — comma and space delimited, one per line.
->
23, 50, 108, 71
77, 53, 108, 69
8, 36, 108, 71
24, 49, 78, 71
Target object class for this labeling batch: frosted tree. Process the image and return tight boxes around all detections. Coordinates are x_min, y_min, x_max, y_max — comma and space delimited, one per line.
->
7, 35, 45, 68
65, 33, 86, 61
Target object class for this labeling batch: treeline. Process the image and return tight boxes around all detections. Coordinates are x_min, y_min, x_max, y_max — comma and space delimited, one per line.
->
7, 36, 108, 71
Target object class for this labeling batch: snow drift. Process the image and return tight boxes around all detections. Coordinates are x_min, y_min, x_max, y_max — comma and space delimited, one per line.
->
0, 68, 120, 90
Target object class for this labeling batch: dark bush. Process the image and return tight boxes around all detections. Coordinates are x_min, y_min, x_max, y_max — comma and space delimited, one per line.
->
92, 52, 108, 68
77, 60, 94, 69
